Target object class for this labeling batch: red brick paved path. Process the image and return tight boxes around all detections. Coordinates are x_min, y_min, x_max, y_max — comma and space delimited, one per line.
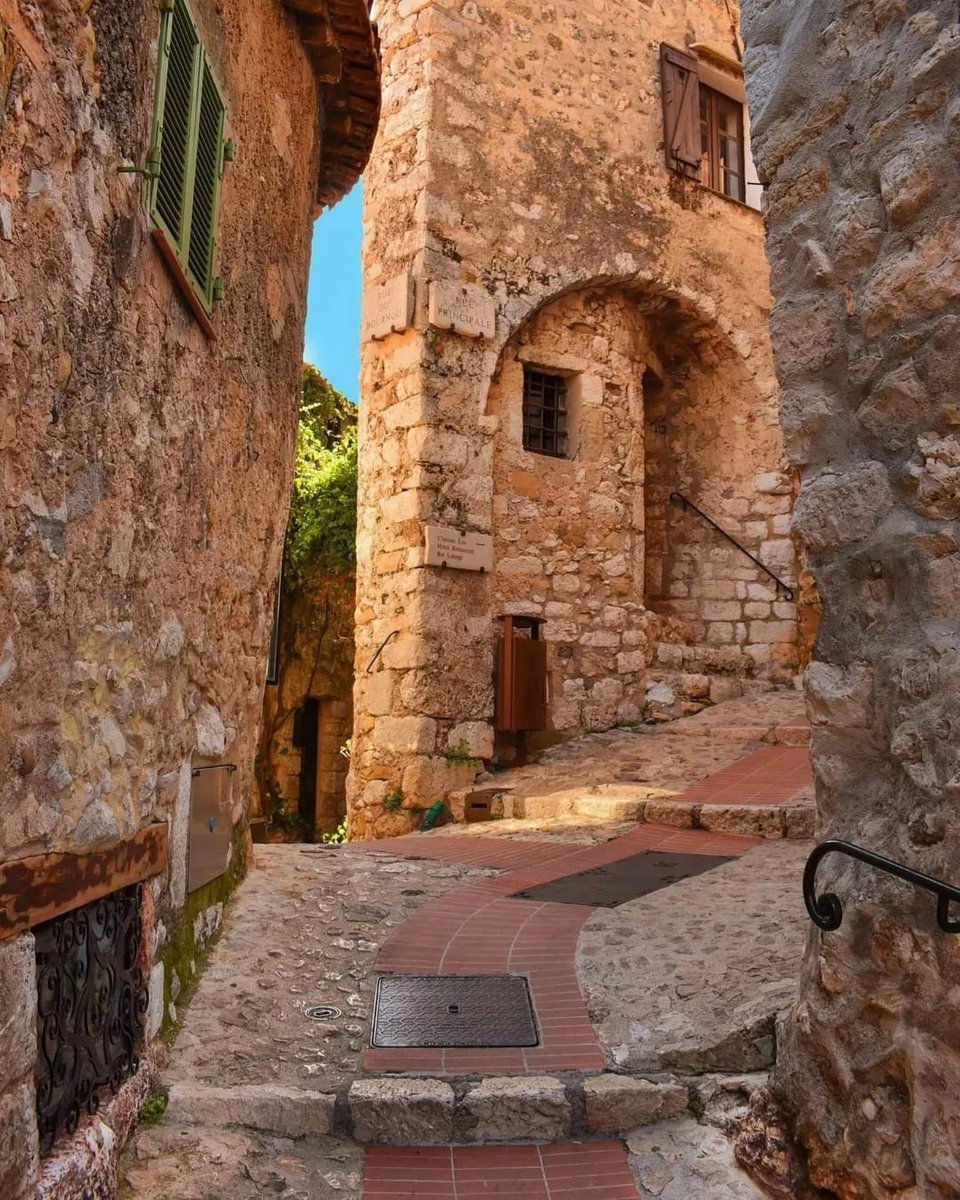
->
677, 745, 811, 806
360, 823, 777, 1073
363, 1142, 643, 1198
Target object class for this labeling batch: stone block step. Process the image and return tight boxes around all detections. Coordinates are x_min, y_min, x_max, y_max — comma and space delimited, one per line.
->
164, 1074, 694, 1146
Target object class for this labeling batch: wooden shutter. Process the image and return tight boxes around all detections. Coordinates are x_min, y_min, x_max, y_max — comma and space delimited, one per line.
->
148, 0, 228, 329
660, 44, 701, 179
186, 60, 226, 301
152, 0, 199, 247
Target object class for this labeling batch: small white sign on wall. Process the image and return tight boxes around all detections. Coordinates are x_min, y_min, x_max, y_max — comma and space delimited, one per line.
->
428, 281, 496, 339
363, 273, 415, 340
424, 525, 494, 572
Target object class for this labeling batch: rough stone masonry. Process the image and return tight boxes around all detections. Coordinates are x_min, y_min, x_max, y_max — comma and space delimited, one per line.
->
350, 0, 806, 838
742, 2, 960, 1196
0, 0, 378, 1195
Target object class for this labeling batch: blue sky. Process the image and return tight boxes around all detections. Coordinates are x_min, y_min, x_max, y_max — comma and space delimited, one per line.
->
304, 181, 363, 403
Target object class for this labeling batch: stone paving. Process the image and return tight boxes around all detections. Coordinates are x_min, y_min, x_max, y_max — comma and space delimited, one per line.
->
120, 697, 813, 1198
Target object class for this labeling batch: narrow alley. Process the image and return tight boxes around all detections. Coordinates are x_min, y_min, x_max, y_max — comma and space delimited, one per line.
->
119, 693, 812, 1199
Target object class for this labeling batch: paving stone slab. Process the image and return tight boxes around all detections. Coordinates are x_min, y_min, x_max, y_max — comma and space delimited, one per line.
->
165, 1083, 336, 1138
628, 1116, 768, 1199
584, 1074, 688, 1134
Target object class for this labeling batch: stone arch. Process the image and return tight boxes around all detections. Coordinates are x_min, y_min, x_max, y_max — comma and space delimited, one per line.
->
480, 275, 795, 751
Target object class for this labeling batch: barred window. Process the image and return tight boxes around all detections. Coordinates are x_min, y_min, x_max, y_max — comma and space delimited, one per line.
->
522, 369, 568, 458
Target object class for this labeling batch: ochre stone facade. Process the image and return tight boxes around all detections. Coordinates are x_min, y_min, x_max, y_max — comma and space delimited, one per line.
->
351, 0, 802, 837
742, 2, 960, 1195
0, 0, 377, 1195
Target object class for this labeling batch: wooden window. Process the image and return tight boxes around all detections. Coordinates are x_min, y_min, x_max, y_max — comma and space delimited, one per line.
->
522, 368, 568, 458
700, 84, 746, 203
148, 0, 228, 336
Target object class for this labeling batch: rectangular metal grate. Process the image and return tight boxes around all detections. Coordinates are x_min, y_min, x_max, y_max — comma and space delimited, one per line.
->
512, 851, 734, 908
371, 974, 539, 1048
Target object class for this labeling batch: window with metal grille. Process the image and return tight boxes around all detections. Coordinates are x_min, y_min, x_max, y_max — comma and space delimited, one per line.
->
522, 369, 568, 458
699, 84, 745, 203
148, 0, 228, 334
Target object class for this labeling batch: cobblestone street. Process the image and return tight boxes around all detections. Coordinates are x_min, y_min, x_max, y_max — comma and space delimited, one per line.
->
120, 696, 812, 1199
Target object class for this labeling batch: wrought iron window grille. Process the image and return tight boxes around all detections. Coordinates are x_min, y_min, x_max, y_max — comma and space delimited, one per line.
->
522, 368, 568, 458
669, 491, 795, 601
35, 884, 148, 1153
804, 840, 960, 934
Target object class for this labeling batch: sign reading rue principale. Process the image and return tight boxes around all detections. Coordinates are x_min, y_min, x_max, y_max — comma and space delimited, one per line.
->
424, 525, 494, 572
428, 281, 496, 339
363, 273, 415, 340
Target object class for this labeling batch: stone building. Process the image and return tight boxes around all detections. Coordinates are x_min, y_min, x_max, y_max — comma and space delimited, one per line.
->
741, 2, 960, 1196
0, 1, 378, 1196
350, 0, 805, 837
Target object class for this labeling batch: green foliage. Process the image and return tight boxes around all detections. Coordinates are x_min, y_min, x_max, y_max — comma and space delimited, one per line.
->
138, 1095, 168, 1127
445, 740, 477, 766
321, 818, 349, 845
284, 366, 358, 589
383, 787, 404, 813
687, 1094, 705, 1121
339, 738, 353, 761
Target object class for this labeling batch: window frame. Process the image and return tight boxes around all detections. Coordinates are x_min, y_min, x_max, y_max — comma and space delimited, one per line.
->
699, 82, 746, 205
522, 367, 569, 459
148, 0, 228, 338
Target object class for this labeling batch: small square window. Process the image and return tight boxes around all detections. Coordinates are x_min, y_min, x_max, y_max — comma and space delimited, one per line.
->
522, 369, 568, 458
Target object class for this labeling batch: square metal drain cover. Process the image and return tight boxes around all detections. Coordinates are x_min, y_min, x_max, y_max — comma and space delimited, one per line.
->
371, 974, 539, 1048
512, 851, 734, 908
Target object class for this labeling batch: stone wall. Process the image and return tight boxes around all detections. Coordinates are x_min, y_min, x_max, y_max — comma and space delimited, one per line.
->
259, 578, 355, 838
351, 0, 798, 836
742, 2, 960, 1196
0, 0, 323, 1190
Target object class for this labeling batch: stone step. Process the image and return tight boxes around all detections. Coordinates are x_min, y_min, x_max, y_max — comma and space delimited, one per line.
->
165, 1073, 695, 1146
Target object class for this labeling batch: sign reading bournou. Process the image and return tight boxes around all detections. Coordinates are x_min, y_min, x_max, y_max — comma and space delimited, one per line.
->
428, 281, 496, 339
363, 272, 415, 341
424, 524, 494, 572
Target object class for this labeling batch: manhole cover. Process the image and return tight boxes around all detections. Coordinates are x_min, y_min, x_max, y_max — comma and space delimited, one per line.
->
304, 1004, 342, 1021
371, 975, 539, 1048
512, 851, 734, 908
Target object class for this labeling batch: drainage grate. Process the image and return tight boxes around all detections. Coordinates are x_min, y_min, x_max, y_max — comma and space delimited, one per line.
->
512, 851, 734, 908
371, 975, 539, 1048
304, 1004, 342, 1021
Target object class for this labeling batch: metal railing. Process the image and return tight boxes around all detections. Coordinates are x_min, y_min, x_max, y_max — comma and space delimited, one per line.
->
669, 490, 795, 601
804, 840, 960, 934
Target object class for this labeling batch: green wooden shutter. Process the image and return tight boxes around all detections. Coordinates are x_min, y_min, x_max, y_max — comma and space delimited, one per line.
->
186, 61, 225, 303
149, 0, 227, 319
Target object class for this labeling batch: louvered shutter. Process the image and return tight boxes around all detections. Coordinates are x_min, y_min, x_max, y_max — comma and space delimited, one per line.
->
148, 0, 227, 325
186, 61, 226, 302
660, 44, 702, 180
152, 1, 199, 249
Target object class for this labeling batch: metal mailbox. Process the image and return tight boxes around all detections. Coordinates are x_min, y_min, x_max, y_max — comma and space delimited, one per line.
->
188, 762, 236, 893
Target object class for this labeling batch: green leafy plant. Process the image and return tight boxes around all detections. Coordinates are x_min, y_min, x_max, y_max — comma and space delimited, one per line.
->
321, 817, 348, 845
339, 738, 352, 761
383, 787, 404, 813
137, 1095, 168, 1127
445, 740, 478, 766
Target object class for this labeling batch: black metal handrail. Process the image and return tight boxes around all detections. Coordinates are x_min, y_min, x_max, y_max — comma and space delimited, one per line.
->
365, 629, 399, 674
804, 840, 960, 934
669, 491, 795, 601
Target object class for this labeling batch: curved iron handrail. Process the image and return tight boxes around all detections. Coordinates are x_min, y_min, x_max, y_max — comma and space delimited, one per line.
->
365, 629, 399, 674
804, 840, 960, 934
669, 491, 795, 601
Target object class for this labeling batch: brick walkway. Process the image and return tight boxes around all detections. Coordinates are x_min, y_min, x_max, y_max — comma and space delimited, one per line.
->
360, 821, 759, 1074
677, 745, 811, 806
363, 1142, 643, 1198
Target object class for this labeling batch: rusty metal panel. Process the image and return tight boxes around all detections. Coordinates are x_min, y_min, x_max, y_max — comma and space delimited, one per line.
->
188, 763, 235, 893
512, 638, 548, 731
0, 825, 168, 942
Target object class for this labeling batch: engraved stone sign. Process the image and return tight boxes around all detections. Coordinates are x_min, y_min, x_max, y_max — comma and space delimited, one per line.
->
424, 524, 494, 572
428, 281, 496, 339
363, 272, 415, 340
